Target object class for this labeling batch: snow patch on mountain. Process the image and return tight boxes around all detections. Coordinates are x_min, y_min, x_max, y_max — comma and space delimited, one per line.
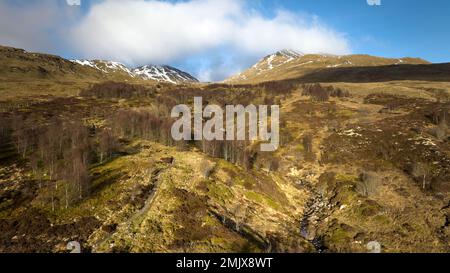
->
71, 60, 134, 77
326, 60, 353, 68
278, 49, 304, 59
266, 54, 276, 70
293, 60, 314, 67
247, 49, 305, 77
71, 60, 198, 83
72, 60, 96, 68
133, 65, 198, 84
262, 49, 304, 71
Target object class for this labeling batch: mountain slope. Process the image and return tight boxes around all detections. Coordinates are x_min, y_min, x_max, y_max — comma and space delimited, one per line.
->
0, 45, 107, 81
293, 62, 450, 83
133, 65, 199, 84
0, 45, 198, 85
70, 60, 136, 80
226, 49, 430, 84
71, 60, 199, 84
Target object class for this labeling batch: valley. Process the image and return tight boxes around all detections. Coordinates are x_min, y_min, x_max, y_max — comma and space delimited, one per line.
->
0, 45, 449, 253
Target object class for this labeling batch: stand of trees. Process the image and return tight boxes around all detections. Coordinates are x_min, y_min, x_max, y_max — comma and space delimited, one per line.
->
31, 119, 94, 209
107, 108, 262, 170
302, 83, 349, 101
111, 109, 174, 146
1, 81, 292, 209
2, 113, 123, 210
80, 81, 156, 99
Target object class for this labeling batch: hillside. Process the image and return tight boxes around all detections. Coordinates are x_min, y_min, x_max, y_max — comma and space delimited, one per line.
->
0, 45, 198, 98
0, 79, 449, 253
72, 60, 199, 84
292, 63, 450, 83
0, 46, 449, 253
226, 50, 431, 84
132, 65, 199, 84
0, 45, 107, 82
70, 60, 136, 81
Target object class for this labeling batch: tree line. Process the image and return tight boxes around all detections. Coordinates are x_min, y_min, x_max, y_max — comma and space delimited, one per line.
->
107, 108, 273, 171
302, 83, 350, 101
79, 81, 156, 99
1, 80, 329, 208
1, 114, 121, 210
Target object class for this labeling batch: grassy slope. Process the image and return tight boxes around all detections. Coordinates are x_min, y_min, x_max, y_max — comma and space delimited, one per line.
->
0, 47, 449, 253
226, 52, 450, 89
0, 84, 449, 252
277, 92, 449, 252
0, 45, 165, 99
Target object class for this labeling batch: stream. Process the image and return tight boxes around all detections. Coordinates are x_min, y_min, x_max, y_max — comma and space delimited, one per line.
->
297, 180, 329, 253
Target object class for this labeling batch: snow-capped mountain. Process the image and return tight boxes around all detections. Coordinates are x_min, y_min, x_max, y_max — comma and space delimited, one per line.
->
276, 49, 305, 60
71, 60, 198, 84
252, 49, 304, 72
226, 49, 304, 82
133, 65, 198, 84
71, 60, 135, 77
225, 49, 429, 84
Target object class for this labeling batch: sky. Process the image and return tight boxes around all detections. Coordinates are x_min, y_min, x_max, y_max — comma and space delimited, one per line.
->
0, 0, 449, 82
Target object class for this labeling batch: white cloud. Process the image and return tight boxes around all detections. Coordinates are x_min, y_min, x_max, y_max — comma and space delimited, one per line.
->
0, 1, 57, 52
70, 0, 351, 69
0, 0, 80, 54
0, 0, 351, 81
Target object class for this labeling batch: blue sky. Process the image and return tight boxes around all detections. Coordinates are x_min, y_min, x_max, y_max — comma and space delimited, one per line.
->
0, 0, 449, 81
175, 0, 450, 80
257, 0, 450, 63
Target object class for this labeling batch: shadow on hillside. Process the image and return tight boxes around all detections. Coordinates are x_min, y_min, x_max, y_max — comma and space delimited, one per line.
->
293, 63, 450, 83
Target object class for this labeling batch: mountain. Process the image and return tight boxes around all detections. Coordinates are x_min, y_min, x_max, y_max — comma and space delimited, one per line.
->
71, 60, 199, 84
70, 60, 136, 80
0, 45, 198, 85
133, 65, 199, 84
225, 49, 430, 84
0, 45, 107, 81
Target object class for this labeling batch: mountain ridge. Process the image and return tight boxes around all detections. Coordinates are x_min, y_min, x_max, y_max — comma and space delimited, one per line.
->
226, 49, 431, 84
0, 45, 198, 84
71, 59, 199, 84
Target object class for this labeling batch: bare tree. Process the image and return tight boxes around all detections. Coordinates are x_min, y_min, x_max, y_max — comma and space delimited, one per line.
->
357, 172, 381, 197
11, 115, 29, 158
302, 133, 316, 161
233, 204, 248, 232
302, 133, 313, 153
43, 124, 60, 181
0, 116, 10, 144
412, 162, 431, 190
98, 128, 116, 163
268, 157, 280, 172
199, 159, 215, 178
434, 114, 448, 140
